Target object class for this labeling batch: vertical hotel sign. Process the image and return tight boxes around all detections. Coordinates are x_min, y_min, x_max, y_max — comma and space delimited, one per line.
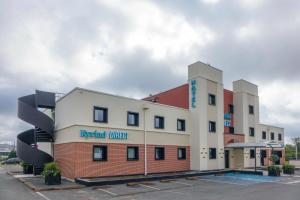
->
191, 80, 196, 108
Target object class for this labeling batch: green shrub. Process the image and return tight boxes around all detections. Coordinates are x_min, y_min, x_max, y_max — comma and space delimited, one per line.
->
282, 164, 295, 174
268, 165, 281, 176
269, 154, 279, 164
42, 162, 61, 177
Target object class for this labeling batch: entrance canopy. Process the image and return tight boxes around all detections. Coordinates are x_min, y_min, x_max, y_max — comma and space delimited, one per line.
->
225, 142, 284, 149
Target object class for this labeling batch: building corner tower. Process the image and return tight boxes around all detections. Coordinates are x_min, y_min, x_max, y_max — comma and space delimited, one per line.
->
188, 62, 225, 171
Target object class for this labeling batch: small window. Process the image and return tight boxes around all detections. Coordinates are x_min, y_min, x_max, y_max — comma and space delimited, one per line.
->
278, 133, 282, 141
209, 121, 216, 133
229, 104, 234, 114
93, 146, 107, 161
127, 146, 139, 161
249, 127, 255, 137
249, 105, 254, 114
178, 148, 186, 160
94, 107, 108, 123
154, 116, 164, 129
229, 127, 234, 134
271, 132, 275, 140
209, 148, 217, 159
250, 149, 255, 159
208, 94, 216, 105
262, 131, 266, 139
177, 119, 186, 131
155, 147, 165, 160
127, 112, 139, 126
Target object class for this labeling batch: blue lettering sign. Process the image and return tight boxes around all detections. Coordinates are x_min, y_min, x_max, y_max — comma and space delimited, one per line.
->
80, 129, 128, 140
224, 120, 231, 127
224, 113, 231, 119
191, 80, 197, 108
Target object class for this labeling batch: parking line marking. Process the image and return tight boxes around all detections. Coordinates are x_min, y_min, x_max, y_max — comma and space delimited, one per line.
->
98, 188, 118, 196
36, 192, 51, 200
139, 184, 161, 190
199, 178, 250, 186
282, 180, 300, 185
172, 181, 193, 186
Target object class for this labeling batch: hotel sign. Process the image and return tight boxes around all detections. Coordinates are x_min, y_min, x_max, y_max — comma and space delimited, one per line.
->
80, 130, 128, 140
224, 113, 232, 127
191, 80, 197, 108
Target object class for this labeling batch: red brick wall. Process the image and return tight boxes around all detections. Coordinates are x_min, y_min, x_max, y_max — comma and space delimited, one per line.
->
143, 84, 189, 109
224, 89, 234, 134
224, 133, 245, 146
54, 143, 190, 179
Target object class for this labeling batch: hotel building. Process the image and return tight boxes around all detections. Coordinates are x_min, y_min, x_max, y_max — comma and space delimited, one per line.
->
17, 61, 285, 179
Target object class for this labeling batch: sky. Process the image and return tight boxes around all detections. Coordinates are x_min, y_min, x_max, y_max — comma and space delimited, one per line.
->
0, 0, 300, 144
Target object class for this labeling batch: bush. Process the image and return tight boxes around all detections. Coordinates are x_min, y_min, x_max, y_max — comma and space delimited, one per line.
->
42, 162, 61, 177
282, 164, 295, 174
268, 165, 281, 176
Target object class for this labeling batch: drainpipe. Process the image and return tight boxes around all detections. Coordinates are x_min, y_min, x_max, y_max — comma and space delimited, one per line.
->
143, 106, 149, 176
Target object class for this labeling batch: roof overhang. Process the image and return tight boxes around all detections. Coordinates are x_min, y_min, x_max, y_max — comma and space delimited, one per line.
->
225, 142, 284, 149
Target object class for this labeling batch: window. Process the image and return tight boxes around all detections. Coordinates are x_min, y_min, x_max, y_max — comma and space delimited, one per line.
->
209, 121, 216, 133
278, 133, 282, 141
229, 127, 234, 134
249, 105, 254, 114
178, 148, 186, 160
154, 116, 164, 129
127, 146, 139, 161
177, 119, 186, 131
208, 94, 216, 105
127, 112, 139, 126
250, 149, 255, 159
262, 131, 266, 139
94, 107, 108, 123
155, 147, 165, 160
271, 132, 275, 140
249, 127, 255, 137
229, 104, 234, 114
93, 146, 107, 161
209, 148, 217, 159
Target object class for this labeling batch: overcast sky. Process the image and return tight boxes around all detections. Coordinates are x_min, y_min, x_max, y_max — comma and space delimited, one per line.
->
1, 0, 300, 144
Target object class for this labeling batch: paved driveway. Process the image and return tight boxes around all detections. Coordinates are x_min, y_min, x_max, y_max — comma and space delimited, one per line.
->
1, 166, 300, 200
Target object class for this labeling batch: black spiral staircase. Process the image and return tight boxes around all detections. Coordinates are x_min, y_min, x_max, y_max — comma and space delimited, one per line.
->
17, 90, 55, 175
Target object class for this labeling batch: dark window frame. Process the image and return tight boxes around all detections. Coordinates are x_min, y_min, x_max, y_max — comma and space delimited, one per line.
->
262, 131, 266, 139
249, 105, 254, 115
208, 94, 216, 106
229, 127, 234, 134
249, 127, 255, 137
229, 104, 234, 114
93, 145, 107, 161
127, 146, 139, 161
154, 116, 165, 129
178, 147, 187, 160
250, 149, 255, 159
278, 133, 282, 141
271, 132, 275, 140
209, 148, 217, 159
155, 147, 165, 160
209, 121, 216, 133
127, 111, 139, 127
177, 119, 186, 131
93, 106, 108, 123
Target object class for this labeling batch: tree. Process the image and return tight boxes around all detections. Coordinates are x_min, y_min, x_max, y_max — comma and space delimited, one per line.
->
291, 137, 300, 160
285, 144, 295, 161
7, 150, 17, 159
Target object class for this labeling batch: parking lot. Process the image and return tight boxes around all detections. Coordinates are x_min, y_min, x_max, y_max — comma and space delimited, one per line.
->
2, 165, 300, 200
39, 174, 300, 200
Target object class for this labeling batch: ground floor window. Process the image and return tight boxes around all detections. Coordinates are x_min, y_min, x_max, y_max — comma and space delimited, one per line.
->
250, 149, 255, 159
93, 145, 107, 161
127, 146, 139, 161
155, 147, 165, 160
178, 147, 186, 160
209, 148, 217, 159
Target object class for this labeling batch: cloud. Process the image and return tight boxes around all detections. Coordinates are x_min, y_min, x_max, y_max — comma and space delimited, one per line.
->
0, 0, 300, 143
